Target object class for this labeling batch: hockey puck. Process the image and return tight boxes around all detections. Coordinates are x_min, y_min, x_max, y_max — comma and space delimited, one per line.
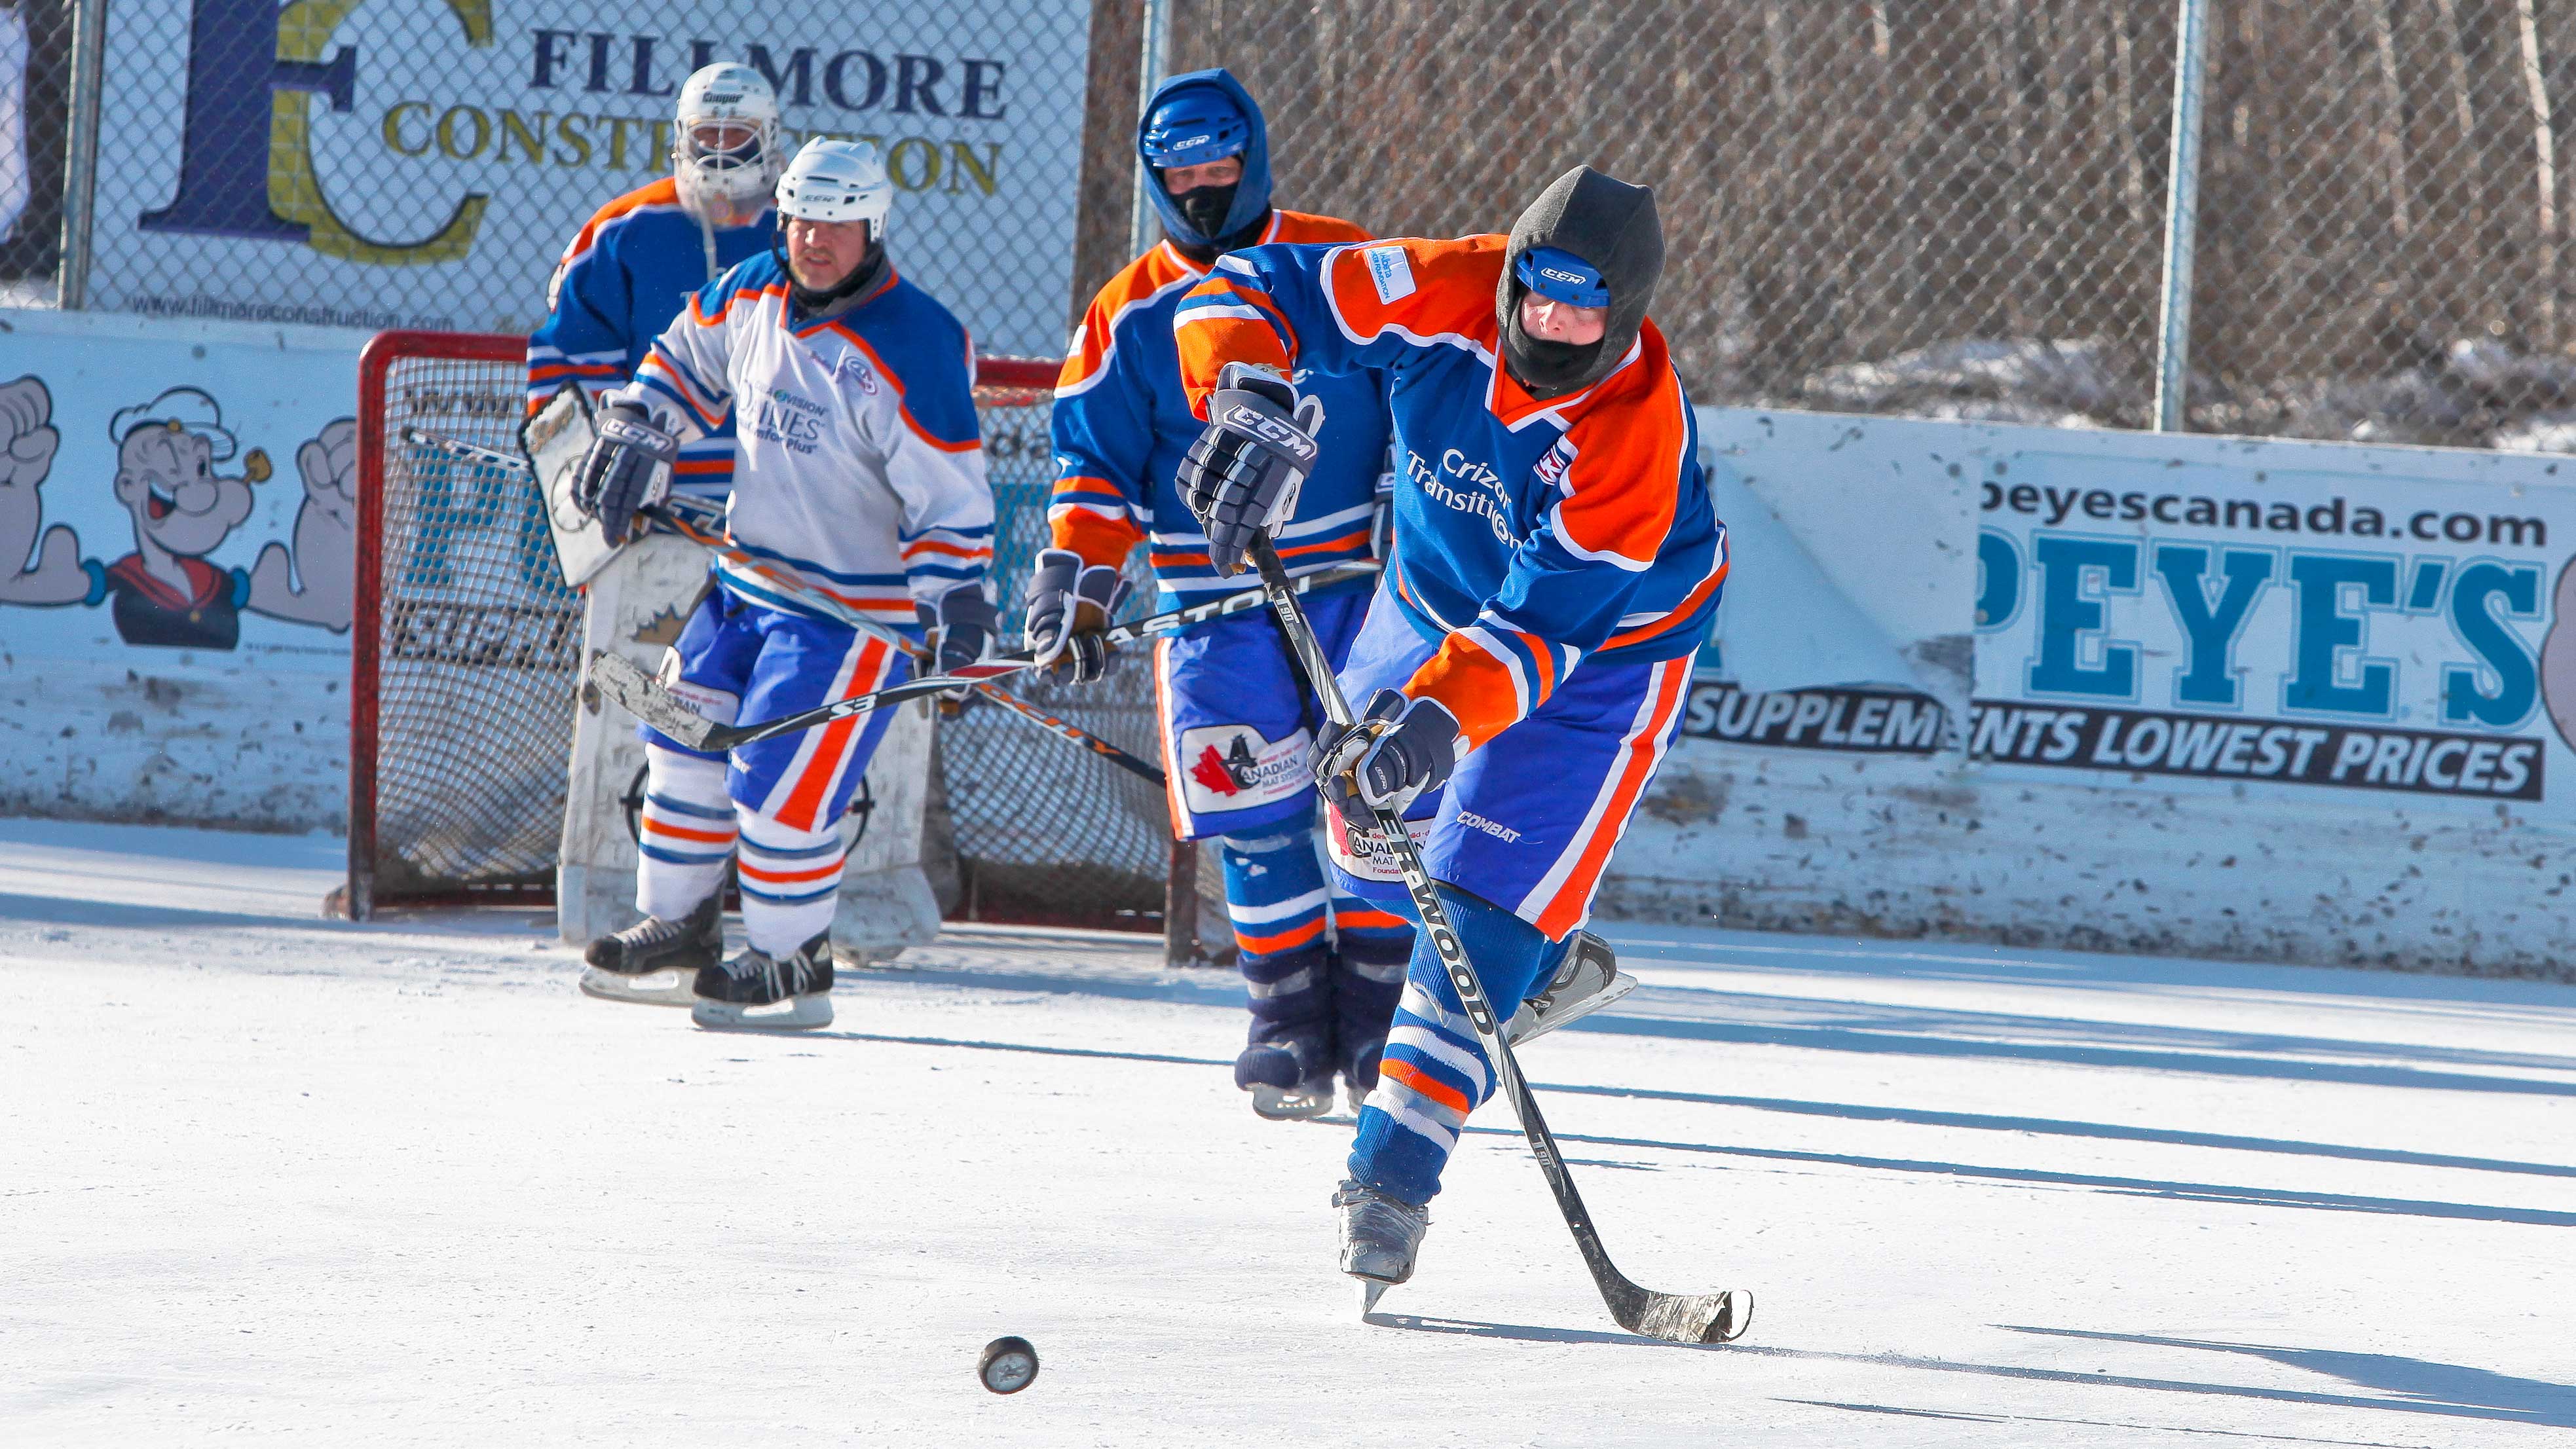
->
977, 1336, 1039, 1394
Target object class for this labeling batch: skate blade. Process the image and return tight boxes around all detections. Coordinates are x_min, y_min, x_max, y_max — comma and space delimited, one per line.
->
1249, 1082, 1337, 1121
579, 966, 698, 1007
1508, 970, 1640, 1047
1358, 1279, 1391, 1318
691, 993, 834, 1031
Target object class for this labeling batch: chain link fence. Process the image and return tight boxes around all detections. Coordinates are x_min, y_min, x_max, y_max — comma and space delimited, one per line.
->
933, 378, 1176, 928
1067, 0, 2576, 450
18, 1, 2576, 432
0, 0, 71, 303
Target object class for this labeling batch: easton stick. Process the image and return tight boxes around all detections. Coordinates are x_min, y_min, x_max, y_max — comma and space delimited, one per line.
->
1244, 535, 1751, 1346
587, 562, 1379, 753
972, 685, 1165, 786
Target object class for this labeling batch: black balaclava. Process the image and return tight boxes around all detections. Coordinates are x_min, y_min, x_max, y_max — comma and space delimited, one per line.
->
780, 225, 889, 320
1165, 180, 1270, 264
1497, 166, 1664, 400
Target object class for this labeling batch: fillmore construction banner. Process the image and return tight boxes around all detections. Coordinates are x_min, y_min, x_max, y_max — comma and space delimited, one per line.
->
79, 0, 1091, 351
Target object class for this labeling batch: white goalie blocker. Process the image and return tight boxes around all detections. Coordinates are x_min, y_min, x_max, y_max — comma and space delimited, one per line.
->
519, 388, 943, 964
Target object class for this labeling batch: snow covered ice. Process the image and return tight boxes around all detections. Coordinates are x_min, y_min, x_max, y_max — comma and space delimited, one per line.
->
5, 818, 2573, 1446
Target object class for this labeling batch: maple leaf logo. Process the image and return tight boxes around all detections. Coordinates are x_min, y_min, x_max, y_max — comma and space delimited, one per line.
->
1190, 744, 1241, 797
629, 606, 688, 648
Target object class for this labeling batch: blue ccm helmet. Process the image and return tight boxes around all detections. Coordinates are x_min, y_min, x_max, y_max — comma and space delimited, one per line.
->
1138, 69, 1273, 249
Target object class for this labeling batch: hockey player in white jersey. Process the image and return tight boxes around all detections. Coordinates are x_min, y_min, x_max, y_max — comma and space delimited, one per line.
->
570, 138, 998, 1030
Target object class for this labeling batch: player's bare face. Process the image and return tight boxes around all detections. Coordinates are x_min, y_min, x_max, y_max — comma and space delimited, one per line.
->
785, 217, 873, 292
1162, 156, 1244, 194
1520, 293, 1608, 346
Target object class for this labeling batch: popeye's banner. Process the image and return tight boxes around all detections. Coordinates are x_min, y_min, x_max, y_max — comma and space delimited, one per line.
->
81, 0, 1091, 351
1696, 409, 2575, 807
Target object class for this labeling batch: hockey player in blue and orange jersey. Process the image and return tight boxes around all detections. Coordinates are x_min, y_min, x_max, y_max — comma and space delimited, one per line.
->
525, 62, 782, 505
1172, 166, 1727, 1289
569, 139, 998, 1032
1028, 68, 1413, 1121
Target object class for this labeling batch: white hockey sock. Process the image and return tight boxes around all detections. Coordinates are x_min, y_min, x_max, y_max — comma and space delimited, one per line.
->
635, 746, 736, 920
735, 811, 845, 958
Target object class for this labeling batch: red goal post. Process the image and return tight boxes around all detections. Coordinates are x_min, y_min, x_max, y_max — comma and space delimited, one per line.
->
343, 330, 1062, 919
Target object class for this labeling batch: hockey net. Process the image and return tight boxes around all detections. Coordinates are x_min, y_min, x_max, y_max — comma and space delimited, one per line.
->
347, 331, 1172, 927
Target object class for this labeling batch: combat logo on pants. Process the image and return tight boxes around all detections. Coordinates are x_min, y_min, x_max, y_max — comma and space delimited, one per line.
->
1322, 799, 1436, 883
1177, 723, 1312, 816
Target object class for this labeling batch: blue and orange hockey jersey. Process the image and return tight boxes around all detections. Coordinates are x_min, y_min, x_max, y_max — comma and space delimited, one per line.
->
1172, 234, 1727, 751
1049, 211, 1391, 608
527, 177, 775, 502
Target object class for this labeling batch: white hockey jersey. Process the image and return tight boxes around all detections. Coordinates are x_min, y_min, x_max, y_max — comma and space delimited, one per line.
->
615, 251, 994, 634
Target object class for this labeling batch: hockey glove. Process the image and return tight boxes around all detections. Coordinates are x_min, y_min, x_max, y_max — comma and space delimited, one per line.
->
1178, 362, 1325, 577
571, 402, 678, 547
919, 582, 1001, 693
1022, 547, 1133, 685
1310, 688, 1464, 813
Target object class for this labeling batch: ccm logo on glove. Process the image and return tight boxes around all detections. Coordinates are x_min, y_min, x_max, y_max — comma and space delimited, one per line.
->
1218, 403, 1320, 464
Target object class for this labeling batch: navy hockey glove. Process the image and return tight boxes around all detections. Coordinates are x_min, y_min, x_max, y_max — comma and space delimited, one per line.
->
918, 582, 1001, 690
572, 402, 677, 547
1178, 362, 1325, 577
1022, 547, 1132, 685
1310, 688, 1464, 813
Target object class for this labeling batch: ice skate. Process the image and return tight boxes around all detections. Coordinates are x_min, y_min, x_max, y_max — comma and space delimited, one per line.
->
1235, 1029, 1337, 1121
580, 894, 722, 1006
1334, 1179, 1429, 1311
1505, 930, 1635, 1046
691, 932, 834, 1030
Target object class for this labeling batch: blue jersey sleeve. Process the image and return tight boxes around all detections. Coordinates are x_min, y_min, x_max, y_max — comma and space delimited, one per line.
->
528, 228, 638, 409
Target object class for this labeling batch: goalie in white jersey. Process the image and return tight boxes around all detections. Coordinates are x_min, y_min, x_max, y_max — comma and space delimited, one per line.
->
569, 138, 998, 1030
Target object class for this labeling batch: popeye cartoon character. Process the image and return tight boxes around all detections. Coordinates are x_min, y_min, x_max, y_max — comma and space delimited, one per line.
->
91, 388, 272, 648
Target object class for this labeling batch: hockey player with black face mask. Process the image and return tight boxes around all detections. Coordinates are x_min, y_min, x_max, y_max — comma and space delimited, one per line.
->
1036, 69, 1411, 1121
569, 139, 998, 1031
1171, 166, 1728, 1293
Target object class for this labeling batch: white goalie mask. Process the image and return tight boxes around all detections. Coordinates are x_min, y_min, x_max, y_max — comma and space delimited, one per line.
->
671, 62, 783, 224
774, 138, 893, 237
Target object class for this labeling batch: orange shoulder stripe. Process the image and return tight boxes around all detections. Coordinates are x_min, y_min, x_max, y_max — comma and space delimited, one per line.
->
557, 177, 684, 270
1059, 246, 1203, 392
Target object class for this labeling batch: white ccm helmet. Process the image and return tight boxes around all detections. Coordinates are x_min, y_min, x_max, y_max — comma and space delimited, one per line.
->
671, 62, 783, 222
774, 138, 893, 238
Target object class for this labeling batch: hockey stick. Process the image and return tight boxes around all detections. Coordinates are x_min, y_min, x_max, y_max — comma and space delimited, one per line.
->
1245, 534, 1749, 1346
971, 684, 1166, 786
589, 562, 1381, 753
396, 426, 1275, 775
